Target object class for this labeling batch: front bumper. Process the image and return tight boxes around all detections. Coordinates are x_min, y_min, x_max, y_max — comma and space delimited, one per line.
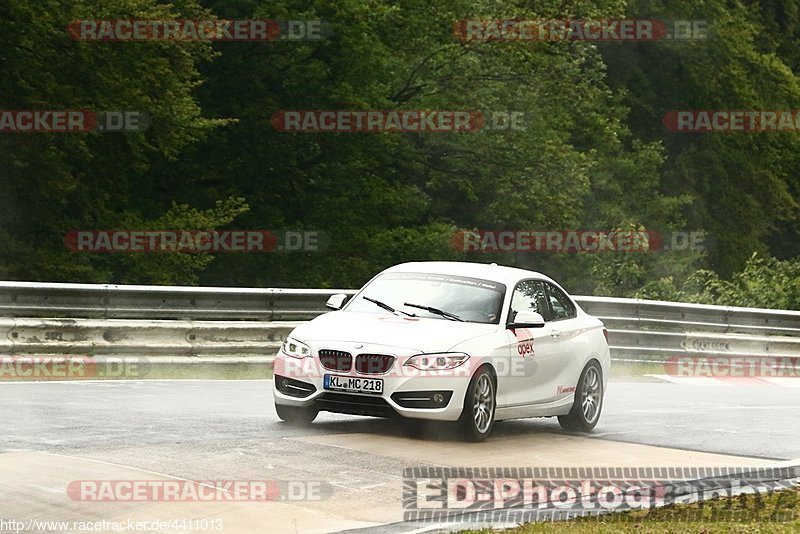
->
272, 351, 469, 421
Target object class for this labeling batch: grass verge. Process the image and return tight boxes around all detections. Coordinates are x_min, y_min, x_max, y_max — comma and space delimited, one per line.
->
460, 486, 799, 533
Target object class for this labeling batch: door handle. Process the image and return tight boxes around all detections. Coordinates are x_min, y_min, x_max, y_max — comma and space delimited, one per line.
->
550, 330, 562, 340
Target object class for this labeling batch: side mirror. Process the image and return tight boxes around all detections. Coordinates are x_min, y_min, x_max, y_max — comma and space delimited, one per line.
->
507, 311, 545, 329
325, 293, 348, 310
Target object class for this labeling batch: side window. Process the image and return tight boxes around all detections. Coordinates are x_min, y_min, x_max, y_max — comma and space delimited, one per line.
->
544, 283, 576, 320
510, 280, 551, 322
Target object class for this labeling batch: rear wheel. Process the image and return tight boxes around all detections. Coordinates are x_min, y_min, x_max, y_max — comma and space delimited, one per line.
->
275, 403, 318, 425
458, 367, 496, 441
558, 361, 603, 432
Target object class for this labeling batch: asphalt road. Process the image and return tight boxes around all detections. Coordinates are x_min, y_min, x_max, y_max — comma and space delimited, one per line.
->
1, 380, 797, 459
0, 379, 797, 533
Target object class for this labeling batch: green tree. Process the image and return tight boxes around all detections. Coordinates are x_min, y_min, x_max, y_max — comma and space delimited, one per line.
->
602, 0, 800, 277
637, 253, 800, 309
0, 0, 236, 283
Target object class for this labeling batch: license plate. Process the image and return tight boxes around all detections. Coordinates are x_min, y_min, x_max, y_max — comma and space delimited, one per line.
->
323, 374, 383, 394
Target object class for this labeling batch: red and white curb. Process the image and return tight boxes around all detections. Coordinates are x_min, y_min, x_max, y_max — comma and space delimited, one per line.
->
647, 375, 800, 387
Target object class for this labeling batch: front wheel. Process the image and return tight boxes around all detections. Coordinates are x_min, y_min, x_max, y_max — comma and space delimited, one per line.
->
275, 403, 318, 425
458, 367, 496, 441
558, 361, 603, 432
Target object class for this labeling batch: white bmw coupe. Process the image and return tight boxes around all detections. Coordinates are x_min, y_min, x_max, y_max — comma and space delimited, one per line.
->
273, 262, 610, 441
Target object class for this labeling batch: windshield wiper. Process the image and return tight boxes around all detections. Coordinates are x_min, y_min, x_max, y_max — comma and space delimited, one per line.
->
403, 302, 464, 322
363, 296, 416, 317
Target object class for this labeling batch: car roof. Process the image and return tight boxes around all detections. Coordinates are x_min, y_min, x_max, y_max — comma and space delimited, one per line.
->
382, 261, 558, 287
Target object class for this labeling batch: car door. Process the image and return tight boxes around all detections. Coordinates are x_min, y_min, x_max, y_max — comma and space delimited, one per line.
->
500, 279, 567, 406
542, 281, 583, 399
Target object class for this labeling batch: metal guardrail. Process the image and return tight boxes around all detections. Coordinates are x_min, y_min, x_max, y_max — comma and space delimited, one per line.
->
576, 296, 800, 360
1, 282, 799, 362
0, 281, 350, 321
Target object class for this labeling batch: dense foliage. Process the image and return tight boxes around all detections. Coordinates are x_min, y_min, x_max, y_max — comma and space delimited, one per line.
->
1, 0, 798, 309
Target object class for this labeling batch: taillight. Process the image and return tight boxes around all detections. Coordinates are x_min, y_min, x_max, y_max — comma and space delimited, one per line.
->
602, 328, 609, 344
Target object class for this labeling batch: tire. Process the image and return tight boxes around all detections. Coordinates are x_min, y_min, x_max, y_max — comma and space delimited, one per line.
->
458, 367, 496, 441
558, 361, 603, 432
275, 403, 318, 425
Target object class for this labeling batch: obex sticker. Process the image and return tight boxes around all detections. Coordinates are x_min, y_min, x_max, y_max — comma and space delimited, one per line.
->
517, 341, 534, 357
514, 327, 535, 357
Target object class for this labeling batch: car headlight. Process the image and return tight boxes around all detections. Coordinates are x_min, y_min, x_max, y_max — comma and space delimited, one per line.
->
282, 338, 311, 359
404, 352, 469, 370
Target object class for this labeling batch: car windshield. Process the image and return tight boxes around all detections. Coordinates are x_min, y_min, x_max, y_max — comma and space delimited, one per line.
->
345, 272, 505, 324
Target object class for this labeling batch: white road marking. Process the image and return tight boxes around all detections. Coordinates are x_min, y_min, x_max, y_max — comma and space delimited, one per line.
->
0, 378, 273, 384
402, 524, 456, 534
644, 375, 800, 387
591, 430, 638, 437
708, 405, 800, 410
646, 375, 732, 386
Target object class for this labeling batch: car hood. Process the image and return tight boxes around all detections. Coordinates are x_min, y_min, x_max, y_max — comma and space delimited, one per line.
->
289, 311, 498, 352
